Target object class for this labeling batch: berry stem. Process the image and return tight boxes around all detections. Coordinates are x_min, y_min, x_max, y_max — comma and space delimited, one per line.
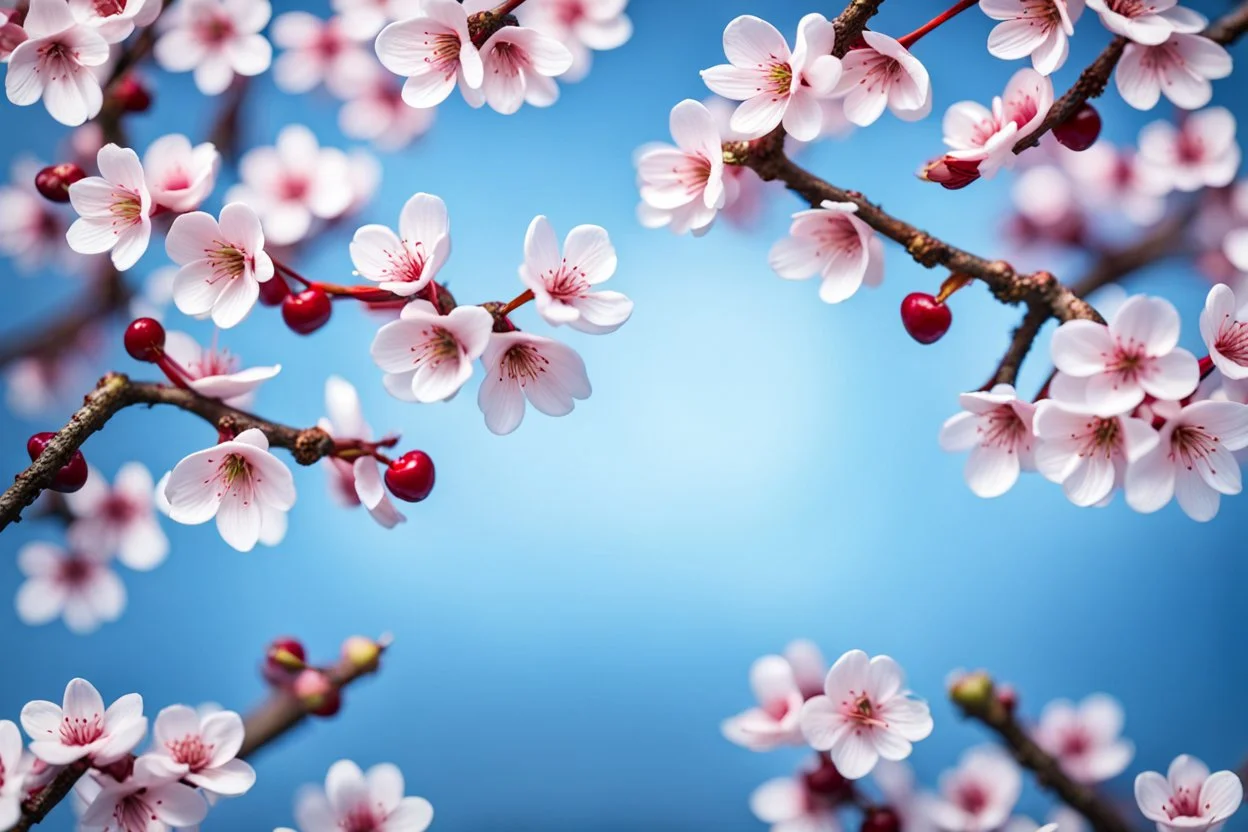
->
499, 289, 535, 317
153, 352, 195, 390
896, 0, 978, 49
491, 0, 527, 14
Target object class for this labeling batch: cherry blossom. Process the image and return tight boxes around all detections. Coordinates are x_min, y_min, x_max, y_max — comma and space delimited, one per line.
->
146, 704, 256, 796
1135, 109, 1240, 195
478, 331, 591, 436
374, 0, 484, 109
4, 334, 98, 418
1125, 400, 1248, 521
4, 0, 109, 126
465, 25, 574, 115
750, 773, 841, 832
163, 427, 297, 552
936, 68, 1054, 181
21, 677, 146, 766
226, 125, 354, 246
700, 97, 773, 229
923, 746, 1022, 832
1117, 31, 1232, 112
799, 649, 934, 780
293, 760, 434, 832
161, 329, 281, 405
1033, 401, 1159, 507
372, 300, 493, 403
350, 193, 450, 298
1032, 694, 1134, 783
272, 11, 375, 98
75, 755, 209, 832
15, 537, 125, 634
0, 9, 25, 61
332, 0, 422, 40
769, 200, 884, 304
1049, 295, 1199, 417
64, 462, 169, 571
319, 375, 406, 528
0, 156, 78, 272
1086, 0, 1202, 45
142, 134, 221, 214
520, 215, 632, 333
1058, 140, 1165, 226
167, 202, 275, 329
636, 99, 729, 236
0, 720, 25, 831
339, 70, 436, 151
517, 0, 632, 83
722, 654, 806, 751
832, 31, 931, 126
154, 0, 273, 96
69, 0, 161, 44
980, 0, 1084, 75
784, 639, 827, 700
1135, 755, 1243, 832
66, 143, 153, 270
700, 14, 842, 142
1200, 284, 1248, 381
939, 384, 1037, 499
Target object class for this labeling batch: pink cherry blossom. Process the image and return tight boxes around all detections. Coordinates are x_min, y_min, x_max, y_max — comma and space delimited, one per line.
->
167, 202, 275, 329
1116, 32, 1231, 111
939, 384, 1037, 499
227, 125, 354, 246
75, 755, 209, 832
69, 0, 161, 44
980, 0, 1084, 75
272, 11, 375, 98
163, 427, 297, 552
799, 649, 934, 780
769, 200, 884, 304
1049, 295, 1199, 417
700, 14, 843, 141
1086, 0, 1201, 45
0, 156, 78, 273
1135, 109, 1239, 195
154, 0, 273, 96
4, 0, 109, 126
350, 193, 450, 298
478, 331, 591, 436
1007, 165, 1088, 250
1135, 755, 1243, 832
15, 538, 125, 633
339, 70, 436, 151
142, 133, 220, 214
374, 0, 484, 109
332, 0, 422, 40
21, 678, 146, 766
636, 99, 729, 236
372, 300, 494, 403
64, 462, 169, 571
938, 68, 1054, 181
923, 746, 1023, 832
1058, 140, 1165, 226
1201, 284, 1248, 381
162, 329, 281, 405
750, 772, 841, 832
0, 721, 26, 832
464, 25, 573, 115
0, 9, 26, 60
318, 375, 406, 528
1033, 401, 1159, 507
66, 143, 153, 271
520, 215, 631, 333
784, 639, 827, 700
832, 31, 931, 126
294, 760, 433, 832
3, 335, 98, 418
147, 705, 256, 796
1033, 694, 1134, 783
517, 0, 631, 83
722, 654, 806, 751
1125, 400, 1248, 521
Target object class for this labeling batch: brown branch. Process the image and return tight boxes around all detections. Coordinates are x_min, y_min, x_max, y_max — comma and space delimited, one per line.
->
1014, 2, 1248, 153
952, 680, 1133, 832
990, 303, 1051, 387
0, 373, 333, 534
832, 0, 885, 57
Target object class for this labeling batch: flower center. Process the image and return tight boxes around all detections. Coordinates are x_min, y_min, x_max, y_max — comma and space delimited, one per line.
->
162, 169, 192, 191
763, 698, 791, 721
1106, 341, 1150, 385
381, 241, 428, 283
196, 14, 235, 45
840, 692, 887, 730
1215, 318, 1248, 365
766, 61, 793, 95
92, 0, 126, 16
501, 343, 549, 386
1075, 417, 1122, 460
222, 454, 249, 485
279, 175, 310, 201
166, 733, 214, 771
1106, 0, 1159, 17
1176, 131, 1205, 164
543, 259, 590, 302
1163, 785, 1204, 819
101, 493, 138, 523
60, 711, 105, 746
1060, 728, 1092, 757
427, 31, 463, 76
206, 242, 248, 281
811, 217, 862, 258
1169, 425, 1221, 472
488, 41, 526, 76
955, 783, 989, 815
979, 405, 1030, 453
555, 0, 586, 26
114, 792, 158, 832
57, 556, 94, 588
341, 805, 383, 832
410, 326, 462, 370
109, 191, 143, 225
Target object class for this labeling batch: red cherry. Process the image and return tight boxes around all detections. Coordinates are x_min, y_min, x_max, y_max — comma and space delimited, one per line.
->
1053, 104, 1102, 152
111, 75, 152, 113
123, 317, 166, 362
282, 287, 333, 334
862, 807, 902, 832
266, 636, 306, 670
900, 293, 953, 344
804, 758, 848, 797
34, 163, 86, 203
384, 451, 435, 503
258, 275, 291, 307
26, 432, 89, 493
293, 669, 341, 717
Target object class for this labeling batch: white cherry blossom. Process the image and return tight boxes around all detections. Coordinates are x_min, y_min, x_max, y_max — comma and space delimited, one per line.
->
372, 300, 494, 403
167, 202, 275, 329
350, 193, 450, 298
478, 331, 591, 436
64, 462, 168, 571
520, 215, 631, 333
21, 678, 146, 766
701, 14, 843, 141
1086, 0, 1202, 45
319, 375, 406, 528
751, 773, 841, 832
1135, 755, 1242, 832
272, 11, 375, 98
0, 721, 25, 832
76, 755, 209, 832
769, 200, 884, 304
1202, 284, 1248, 381
785, 639, 827, 699
374, 0, 484, 109
1033, 401, 1158, 507
636, 99, 729, 236
66, 143, 153, 271
980, 0, 1084, 75
938, 68, 1053, 180
142, 133, 221, 214
517, 0, 632, 83
1135, 108, 1240, 194
722, 654, 806, 752
0, 157, 78, 272
294, 760, 433, 832
832, 31, 931, 126
1116, 32, 1231, 111
162, 329, 281, 405
154, 0, 273, 96
15, 537, 126, 634
339, 72, 436, 151
146, 705, 256, 796
465, 25, 573, 115
4, 0, 109, 126
924, 746, 1022, 832
939, 384, 1037, 499
333, 0, 422, 40
1033, 694, 1134, 783
68, 0, 161, 44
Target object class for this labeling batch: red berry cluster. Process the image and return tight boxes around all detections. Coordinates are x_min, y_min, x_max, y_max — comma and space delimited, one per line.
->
26, 432, 88, 493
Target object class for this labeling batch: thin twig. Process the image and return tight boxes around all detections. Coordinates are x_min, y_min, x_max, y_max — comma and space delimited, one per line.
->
832, 0, 885, 57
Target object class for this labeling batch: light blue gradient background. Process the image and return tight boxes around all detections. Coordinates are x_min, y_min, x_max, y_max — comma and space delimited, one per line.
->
1, 1, 1245, 829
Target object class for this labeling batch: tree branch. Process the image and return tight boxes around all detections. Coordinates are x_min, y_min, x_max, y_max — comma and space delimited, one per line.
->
832, 0, 885, 57
990, 303, 1051, 387
0, 373, 333, 534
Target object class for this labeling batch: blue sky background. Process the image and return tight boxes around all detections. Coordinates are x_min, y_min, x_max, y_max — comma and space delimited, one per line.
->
0, 0, 1245, 829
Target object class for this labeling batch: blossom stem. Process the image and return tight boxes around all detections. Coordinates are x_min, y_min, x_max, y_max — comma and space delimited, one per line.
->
499, 289, 535, 317
490, 0, 528, 14
271, 259, 312, 288
896, 0, 978, 49
153, 351, 195, 390
1198, 354, 1215, 380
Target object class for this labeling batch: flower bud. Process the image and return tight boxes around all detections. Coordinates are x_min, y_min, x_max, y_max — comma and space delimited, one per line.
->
920, 156, 982, 191
111, 75, 153, 113
862, 807, 902, 832
293, 669, 341, 717
804, 757, 848, 798
34, 163, 86, 203
123, 318, 166, 362
266, 636, 307, 672
341, 636, 382, 672
949, 670, 995, 712
996, 683, 1018, 715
